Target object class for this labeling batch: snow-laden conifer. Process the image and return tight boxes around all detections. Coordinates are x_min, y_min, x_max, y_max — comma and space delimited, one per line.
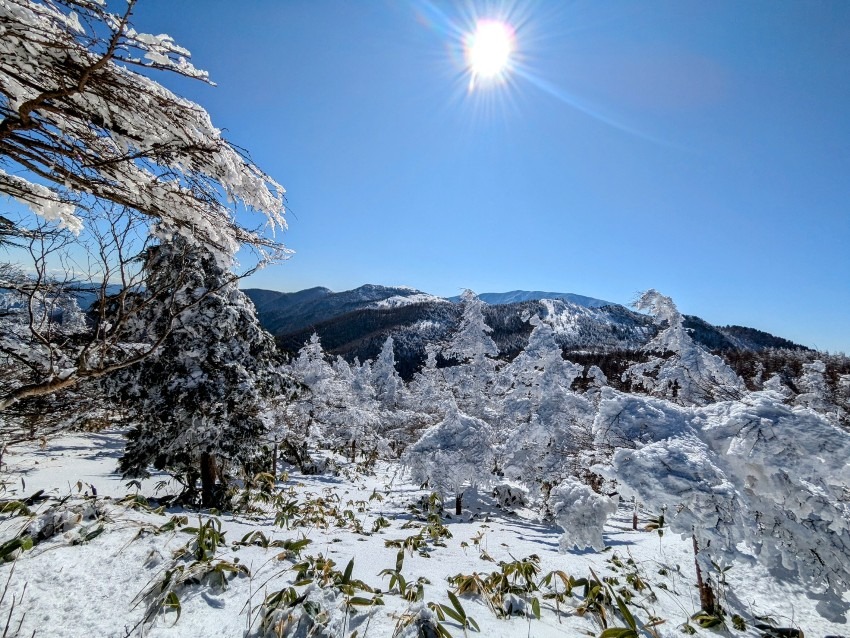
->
444, 290, 498, 363
404, 401, 494, 514
281, 339, 388, 462
406, 345, 446, 415
498, 315, 592, 494
442, 289, 499, 420
372, 337, 402, 408
624, 289, 744, 405
112, 238, 285, 506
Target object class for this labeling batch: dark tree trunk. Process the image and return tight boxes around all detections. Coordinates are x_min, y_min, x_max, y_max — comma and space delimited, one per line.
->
692, 535, 717, 614
281, 439, 302, 468
200, 451, 218, 507
271, 441, 278, 476
455, 492, 462, 516
632, 500, 639, 530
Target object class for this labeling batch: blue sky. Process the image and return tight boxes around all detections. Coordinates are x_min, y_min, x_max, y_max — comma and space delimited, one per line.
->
133, 1, 850, 352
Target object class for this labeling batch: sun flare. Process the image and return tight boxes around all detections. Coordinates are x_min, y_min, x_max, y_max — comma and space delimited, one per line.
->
465, 20, 515, 84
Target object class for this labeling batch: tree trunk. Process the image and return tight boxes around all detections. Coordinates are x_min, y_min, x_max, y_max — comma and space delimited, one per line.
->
692, 535, 716, 614
271, 441, 278, 476
200, 451, 218, 507
455, 492, 463, 516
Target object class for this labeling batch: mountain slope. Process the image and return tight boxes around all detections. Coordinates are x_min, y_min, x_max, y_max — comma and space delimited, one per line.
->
248, 285, 809, 378
244, 284, 432, 336
274, 297, 659, 377
448, 290, 614, 308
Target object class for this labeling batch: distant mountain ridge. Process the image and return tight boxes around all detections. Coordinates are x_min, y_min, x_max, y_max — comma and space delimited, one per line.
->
246, 284, 617, 335
448, 290, 613, 308
243, 285, 808, 377
244, 284, 435, 336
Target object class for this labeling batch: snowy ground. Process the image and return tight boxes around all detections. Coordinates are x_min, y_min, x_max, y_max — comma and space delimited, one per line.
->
0, 431, 846, 638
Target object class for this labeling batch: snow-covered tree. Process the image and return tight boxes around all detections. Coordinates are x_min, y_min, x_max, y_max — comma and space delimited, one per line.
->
499, 315, 591, 495
407, 345, 446, 413
289, 333, 334, 390
0, 0, 288, 411
113, 239, 285, 506
794, 359, 834, 415
282, 334, 339, 445
269, 334, 333, 469
404, 402, 495, 514
0, 0, 286, 256
594, 387, 850, 619
445, 290, 498, 363
280, 342, 390, 464
499, 314, 581, 419
442, 289, 500, 419
624, 290, 744, 405
372, 337, 402, 408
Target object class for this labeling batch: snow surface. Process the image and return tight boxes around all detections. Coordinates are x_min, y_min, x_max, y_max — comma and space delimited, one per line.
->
447, 291, 614, 308
1, 430, 847, 637
371, 294, 450, 309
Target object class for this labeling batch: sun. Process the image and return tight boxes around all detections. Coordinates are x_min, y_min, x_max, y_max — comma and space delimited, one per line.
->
465, 19, 516, 85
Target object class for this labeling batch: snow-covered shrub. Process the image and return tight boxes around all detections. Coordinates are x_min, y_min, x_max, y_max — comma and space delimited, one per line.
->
595, 387, 850, 619
260, 554, 384, 638
25, 500, 101, 544
795, 359, 839, 420
393, 604, 443, 638
549, 478, 617, 552
404, 402, 494, 513
492, 483, 528, 511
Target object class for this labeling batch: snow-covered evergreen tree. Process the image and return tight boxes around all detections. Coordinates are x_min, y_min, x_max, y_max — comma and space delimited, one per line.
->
624, 289, 744, 405
372, 337, 402, 409
794, 359, 834, 416
499, 315, 591, 495
289, 333, 334, 389
404, 401, 494, 514
270, 334, 334, 469
442, 289, 500, 419
406, 345, 446, 414
280, 342, 390, 463
445, 289, 499, 363
113, 239, 285, 506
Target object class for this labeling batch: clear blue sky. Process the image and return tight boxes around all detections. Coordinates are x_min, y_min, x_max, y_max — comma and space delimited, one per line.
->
133, 1, 850, 352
